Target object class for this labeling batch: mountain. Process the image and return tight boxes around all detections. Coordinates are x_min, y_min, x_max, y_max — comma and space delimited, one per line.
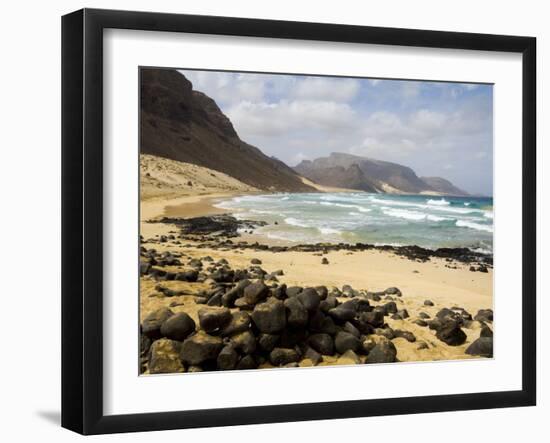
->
294, 153, 468, 196
140, 69, 314, 192
294, 161, 378, 193
420, 177, 469, 196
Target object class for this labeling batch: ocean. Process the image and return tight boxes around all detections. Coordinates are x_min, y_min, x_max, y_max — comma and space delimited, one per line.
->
215, 193, 494, 253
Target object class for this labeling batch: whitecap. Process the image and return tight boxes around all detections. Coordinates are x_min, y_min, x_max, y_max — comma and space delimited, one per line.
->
456, 220, 493, 233
284, 217, 311, 228
427, 198, 450, 206
383, 208, 427, 221
483, 211, 494, 219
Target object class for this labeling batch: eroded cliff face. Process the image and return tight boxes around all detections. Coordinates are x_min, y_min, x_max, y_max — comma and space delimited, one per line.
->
140, 68, 314, 192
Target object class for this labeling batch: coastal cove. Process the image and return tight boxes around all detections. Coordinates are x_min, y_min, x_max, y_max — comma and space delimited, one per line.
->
139, 183, 494, 372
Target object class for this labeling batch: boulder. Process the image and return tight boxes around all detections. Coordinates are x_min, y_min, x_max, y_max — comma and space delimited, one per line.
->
297, 288, 321, 311
480, 325, 493, 338
141, 308, 174, 340
198, 307, 232, 333
160, 312, 196, 341
270, 348, 300, 366
221, 279, 251, 307
230, 330, 257, 354
217, 344, 239, 370
250, 258, 262, 265
435, 320, 467, 346
474, 309, 494, 322
284, 297, 309, 328
308, 333, 335, 355
179, 331, 223, 365
148, 338, 185, 374
383, 301, 398, 315
285, 286, 303, 298
465, 337, 493, 357
236, 355, 258, 370
385, 287, 402, 297
243, 281, 269, 305
393, 329, 416, 343
424, 300, 435, 306
328, 307, 356, 323
258, 333, 279, 352
361, 309, 385, 328
335, 331, 362, 354
251, 298, 287, 333
175, 270, 198, 282
219, 311, 251, 336
366, 338, 397, 364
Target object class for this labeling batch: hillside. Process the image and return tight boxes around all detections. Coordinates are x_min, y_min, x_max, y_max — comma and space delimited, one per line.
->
420, 176, 469, 197
140, 154, 258, 200
140, 68, 314, 192
295, 153, 469, 196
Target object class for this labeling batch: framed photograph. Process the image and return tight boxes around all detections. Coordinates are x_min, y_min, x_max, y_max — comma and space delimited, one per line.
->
62, 8, 536, 435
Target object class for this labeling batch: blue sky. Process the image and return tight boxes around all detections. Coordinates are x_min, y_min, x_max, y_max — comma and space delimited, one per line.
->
179, 69, 493, 195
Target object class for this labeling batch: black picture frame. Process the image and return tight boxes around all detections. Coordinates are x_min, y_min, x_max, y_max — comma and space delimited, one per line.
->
62, 8, 537, 435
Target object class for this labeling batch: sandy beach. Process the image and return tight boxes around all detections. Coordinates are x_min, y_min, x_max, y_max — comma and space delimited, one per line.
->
140, 169, 494, 369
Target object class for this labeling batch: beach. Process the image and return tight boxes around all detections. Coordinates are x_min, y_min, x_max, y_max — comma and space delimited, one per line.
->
140, 169, 494, 372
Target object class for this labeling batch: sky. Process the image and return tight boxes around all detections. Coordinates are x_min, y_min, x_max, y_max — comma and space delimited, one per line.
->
178, 69, 493, 196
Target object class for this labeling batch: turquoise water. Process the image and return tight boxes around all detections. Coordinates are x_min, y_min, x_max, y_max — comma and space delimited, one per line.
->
215, 193, 494, 253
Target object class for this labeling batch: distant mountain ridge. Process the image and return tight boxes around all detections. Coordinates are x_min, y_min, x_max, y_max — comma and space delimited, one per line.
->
294, 153, 469, 196
140, 69, 314, 192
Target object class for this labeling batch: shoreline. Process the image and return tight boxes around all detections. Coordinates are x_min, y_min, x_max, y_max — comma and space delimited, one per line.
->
139, 189, 493, 373
143, 191, 493, 264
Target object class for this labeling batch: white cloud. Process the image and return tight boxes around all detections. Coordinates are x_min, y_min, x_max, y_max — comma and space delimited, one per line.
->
291, 77, 360, 102
226, 99, 358, 137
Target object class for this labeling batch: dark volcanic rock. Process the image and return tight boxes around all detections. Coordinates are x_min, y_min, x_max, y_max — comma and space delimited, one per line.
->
179, 331, 223, 365
270, 348, 300, 366
297, 288, 321, 311
217, 344, 239, 370
465, 337, 493, 357
366, 338, 397, 364
308, 333, 335, 355
148, 338, 185, 374
236, 355, 258, 370
285, 286, 303, 298
141, 308, 174, 339
230, 330, 257, 354
361, 309, 385, 328
474, 309, 494, 322
383, 301, 398, 315
435, 321, 467, 346
335, 331, 362, 354
328, 307, 356, 323
385, 287, 402, 297
251, 298, 287, 333
258, 333, 279, 352
480, 325, 493, 338
160, 312, 196, 341
424, 300, 435, 306
284, 297, 309, 329
219, 311, 251, 336
175, 270, 199, 282
198, 307, 232, 333
243, 281, 269, 305
393, 330, 416, 343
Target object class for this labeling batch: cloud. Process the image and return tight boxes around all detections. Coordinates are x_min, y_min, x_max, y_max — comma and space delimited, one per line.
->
291, 77, 360, 102
226, 99, 358, 137
175, 69, 493, 194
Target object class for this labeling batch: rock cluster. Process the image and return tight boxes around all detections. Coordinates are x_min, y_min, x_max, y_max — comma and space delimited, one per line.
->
139, 244, 494, 374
